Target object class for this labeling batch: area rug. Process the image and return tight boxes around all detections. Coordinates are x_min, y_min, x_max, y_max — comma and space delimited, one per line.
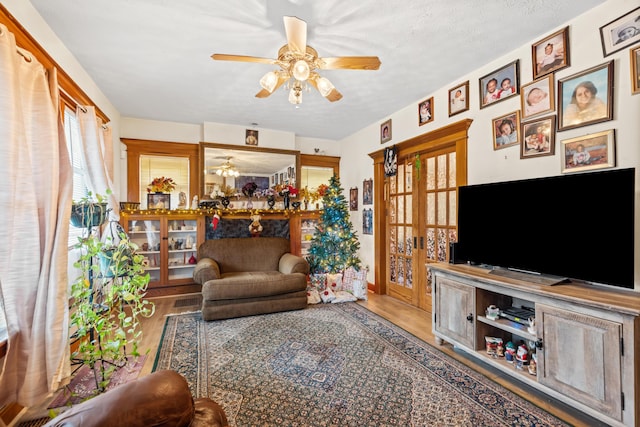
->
48, 355, 146, 408
153, 303, 567, 426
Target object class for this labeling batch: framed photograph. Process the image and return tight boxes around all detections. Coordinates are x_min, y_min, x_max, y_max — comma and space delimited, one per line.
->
492, 111, 520, 150
561, 129, 616, 173
147, 193, 170, 210
599, 6, 640, 57
363, 178, 373, 205
349, 187, 358, 211
384, 146, 397, 177
532, 27, 570, 80
418, 97, 434, 126
631, 46, 640, 95
479, 60, 520, 109
380, 119, 392, 143
245, 129, 258, 146
521, 75, 555, 119
520, 115, 556, 159
363, 208, 373, 235
448, 81, 469, 116
558, 61, 614, 131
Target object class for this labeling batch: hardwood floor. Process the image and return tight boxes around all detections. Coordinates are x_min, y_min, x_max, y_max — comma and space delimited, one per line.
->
16, 291, 603, 426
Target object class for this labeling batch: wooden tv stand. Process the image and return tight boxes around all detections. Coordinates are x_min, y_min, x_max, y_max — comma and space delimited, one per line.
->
429, 263, 640, 427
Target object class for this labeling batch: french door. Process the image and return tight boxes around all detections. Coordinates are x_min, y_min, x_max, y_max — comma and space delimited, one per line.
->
386, 149, 458, 312
371, 120, 470, 313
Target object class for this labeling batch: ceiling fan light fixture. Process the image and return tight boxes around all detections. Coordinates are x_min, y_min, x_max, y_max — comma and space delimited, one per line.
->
316, 76, 335, 97
292, 59, 310, 81
259, 71, 279, 93
288, 86, 302, 105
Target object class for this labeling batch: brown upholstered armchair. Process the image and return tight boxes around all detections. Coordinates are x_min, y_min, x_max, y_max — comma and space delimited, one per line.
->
43, 370, 228, 427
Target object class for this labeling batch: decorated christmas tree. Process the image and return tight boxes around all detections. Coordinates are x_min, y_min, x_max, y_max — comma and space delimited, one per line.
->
306, 175, 361, 273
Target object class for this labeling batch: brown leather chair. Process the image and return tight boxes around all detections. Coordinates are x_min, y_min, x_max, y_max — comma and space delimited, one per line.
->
44, 370, 228, 427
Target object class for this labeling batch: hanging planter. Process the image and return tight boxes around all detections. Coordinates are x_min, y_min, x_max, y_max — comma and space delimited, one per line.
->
70, 202, 108, 228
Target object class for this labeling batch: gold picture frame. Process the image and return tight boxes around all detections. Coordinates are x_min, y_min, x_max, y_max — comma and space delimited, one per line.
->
492, 111, 520, 150
631, 46, 640, 95
521, 75, 555, 119
418, 97, 434, 126
560, 129, 616, 173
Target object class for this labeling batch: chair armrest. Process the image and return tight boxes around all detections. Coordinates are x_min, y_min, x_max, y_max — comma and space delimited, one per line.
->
279, 253, 309, 275
193, 258, 221, 284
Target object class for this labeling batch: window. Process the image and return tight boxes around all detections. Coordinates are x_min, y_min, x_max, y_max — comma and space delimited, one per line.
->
65, 106, 88, 247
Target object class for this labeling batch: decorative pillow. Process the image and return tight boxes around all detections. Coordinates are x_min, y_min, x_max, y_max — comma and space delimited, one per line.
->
342, 267, 357, 293
319, 287, 336, 303
310, 274, 327, 292
351, 279, 368, 300
331, 290, 358, 304
307, 288, 321, 305
327, 273, 343, 292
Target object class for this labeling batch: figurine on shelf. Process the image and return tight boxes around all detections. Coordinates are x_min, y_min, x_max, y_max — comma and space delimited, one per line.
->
191, 195, 199, 210
515, 341, 529, 370
527, 317, 536, 335
505, 341, 516, 363
178, 191, 187, 209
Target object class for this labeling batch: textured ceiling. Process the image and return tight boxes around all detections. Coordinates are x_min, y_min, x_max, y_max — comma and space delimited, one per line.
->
29, 0, 605, 141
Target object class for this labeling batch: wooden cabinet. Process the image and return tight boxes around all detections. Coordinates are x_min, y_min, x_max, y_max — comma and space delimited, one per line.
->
430, 263, 640, 427
120, 212, 204, 297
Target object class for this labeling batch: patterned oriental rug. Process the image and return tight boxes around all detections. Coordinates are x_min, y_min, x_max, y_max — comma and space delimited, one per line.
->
153, 303, 567, 426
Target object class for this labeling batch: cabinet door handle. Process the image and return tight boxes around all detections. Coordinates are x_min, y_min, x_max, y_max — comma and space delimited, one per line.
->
413, 237, 417, 249
466, 313, 473, 323
535, 339, 543, 350
420, 236, 424, 249
162, 236, 168, 240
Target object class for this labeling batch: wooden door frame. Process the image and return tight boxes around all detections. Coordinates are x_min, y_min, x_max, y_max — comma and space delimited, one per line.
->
368, 119, 472, 295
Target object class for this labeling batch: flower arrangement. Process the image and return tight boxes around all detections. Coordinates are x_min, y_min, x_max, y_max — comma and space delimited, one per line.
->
242, 181, 258, 198
317, 183, 329, 197
147, 177, 176, 193
279, 184, 299, 197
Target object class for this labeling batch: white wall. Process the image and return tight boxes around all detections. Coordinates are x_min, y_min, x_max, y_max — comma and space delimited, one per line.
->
7, 0, 639, 289
339, 0, 640, 290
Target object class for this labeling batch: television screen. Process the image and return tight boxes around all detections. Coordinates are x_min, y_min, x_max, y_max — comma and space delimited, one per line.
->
457, 168, 635, 289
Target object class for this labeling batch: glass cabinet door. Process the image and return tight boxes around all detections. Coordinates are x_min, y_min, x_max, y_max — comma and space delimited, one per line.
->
167, 217, 199, 281
126, 218, 161, 284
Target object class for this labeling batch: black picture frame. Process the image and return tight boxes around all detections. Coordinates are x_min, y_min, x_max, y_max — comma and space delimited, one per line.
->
147, 193, 171, 210
599, 6, 640, 57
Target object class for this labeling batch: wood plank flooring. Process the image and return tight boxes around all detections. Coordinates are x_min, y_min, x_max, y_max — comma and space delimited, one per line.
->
17, 291, 603, 426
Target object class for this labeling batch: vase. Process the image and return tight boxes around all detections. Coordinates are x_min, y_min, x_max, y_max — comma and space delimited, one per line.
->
292, 201, 301, 210
221, 197, 230, 208
246, 198, 253, 209
267, 196, 276, 210
283, 193, 290, 210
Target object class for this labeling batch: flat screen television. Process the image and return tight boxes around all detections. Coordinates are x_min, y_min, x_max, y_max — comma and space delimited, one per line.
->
456, 168, 635, 289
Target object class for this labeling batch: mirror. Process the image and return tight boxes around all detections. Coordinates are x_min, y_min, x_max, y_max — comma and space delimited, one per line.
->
199, 142, 300, 198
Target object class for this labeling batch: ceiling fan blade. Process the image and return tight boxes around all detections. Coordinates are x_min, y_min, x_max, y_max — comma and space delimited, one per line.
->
317, 56, 381, 70
324, 87, 343, 102
255, 73, 289, 98
283, 16, 307, 54
211, 53, 276, 65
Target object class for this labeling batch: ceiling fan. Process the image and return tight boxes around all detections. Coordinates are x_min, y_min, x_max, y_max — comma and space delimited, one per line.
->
211, 16, 381, 105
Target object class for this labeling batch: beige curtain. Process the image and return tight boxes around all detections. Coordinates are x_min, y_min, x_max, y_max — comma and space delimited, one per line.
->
0, 24, 71, 407
77, 107, 119, 220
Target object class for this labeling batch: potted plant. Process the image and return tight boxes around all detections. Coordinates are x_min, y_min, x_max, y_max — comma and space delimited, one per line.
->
70, 191, 110, 229
70, 193, 155, 394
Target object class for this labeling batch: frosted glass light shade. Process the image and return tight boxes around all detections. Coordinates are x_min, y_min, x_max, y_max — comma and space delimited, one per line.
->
292, 60, 310, 81
316, 76, 335, 97
259, 71, 279, 93
288, 87, 302, 104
